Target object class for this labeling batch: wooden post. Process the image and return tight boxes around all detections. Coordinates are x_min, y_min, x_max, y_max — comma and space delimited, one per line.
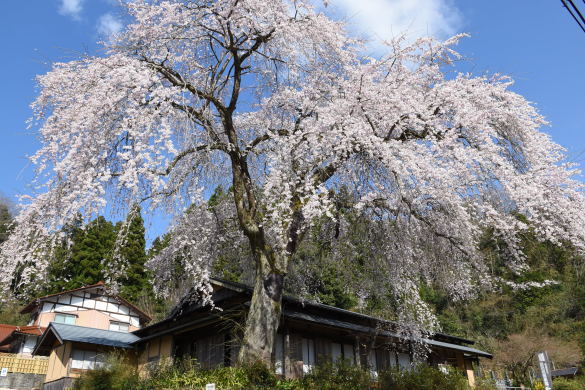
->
354, 337, 361, 367
465, 359, 476, 387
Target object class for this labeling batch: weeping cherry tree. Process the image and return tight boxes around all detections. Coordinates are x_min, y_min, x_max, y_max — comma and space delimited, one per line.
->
2, 0, 585, 363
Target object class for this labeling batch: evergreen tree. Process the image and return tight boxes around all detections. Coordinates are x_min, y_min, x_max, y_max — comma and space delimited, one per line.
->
46, 216, 116, 292
0, 201, 13, 245
45, 215, 84, 293
116, 205, 151, 302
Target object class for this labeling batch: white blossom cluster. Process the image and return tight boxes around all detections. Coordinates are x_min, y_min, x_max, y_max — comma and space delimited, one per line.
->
1, 0, 584, 337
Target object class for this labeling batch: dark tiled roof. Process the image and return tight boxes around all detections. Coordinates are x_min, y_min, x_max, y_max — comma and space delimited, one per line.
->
20, 282, 106, 313
20, 282, 151, 322
134, 278, 492, 359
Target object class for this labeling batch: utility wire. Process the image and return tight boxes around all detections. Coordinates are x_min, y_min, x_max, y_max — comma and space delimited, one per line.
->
567, 0, 585, 25
561, 0, 585, 33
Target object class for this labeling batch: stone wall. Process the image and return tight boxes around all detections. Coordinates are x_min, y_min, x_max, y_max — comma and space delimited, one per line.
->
0, 372, 45, 390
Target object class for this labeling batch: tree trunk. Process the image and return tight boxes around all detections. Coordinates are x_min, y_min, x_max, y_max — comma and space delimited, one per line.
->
237, 249, 285, 365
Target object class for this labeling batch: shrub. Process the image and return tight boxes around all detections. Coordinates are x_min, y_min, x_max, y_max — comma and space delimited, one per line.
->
74, 356, 477, 390
473, 379, 499, 390
553, 377, 585, 390
379, 365, 469, 390
300, 360, 372, 390
73, 355, 142, 390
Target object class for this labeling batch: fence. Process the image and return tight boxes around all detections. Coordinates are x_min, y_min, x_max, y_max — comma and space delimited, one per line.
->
0, 352, 49, 375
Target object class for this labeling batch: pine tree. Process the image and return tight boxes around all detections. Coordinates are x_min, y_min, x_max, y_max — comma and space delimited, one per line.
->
116, 205, 151, 302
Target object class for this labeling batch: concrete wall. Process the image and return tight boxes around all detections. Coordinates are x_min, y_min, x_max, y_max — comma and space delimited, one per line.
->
41, 377, 75, 390
0, 372, 45, 390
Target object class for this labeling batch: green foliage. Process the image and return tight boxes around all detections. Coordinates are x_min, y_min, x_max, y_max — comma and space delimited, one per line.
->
0, 301, 29, 325
552, 377, 585, 390
419, 227, 585, 387
74, 355, 142, 390
0, 202, 13, 245
300, 360, 371, 390
43, 208, 152, 306
117, 205, 151, 302
74, 357, 476, 390
379, 365, 470, 390
46, 216, 116, 293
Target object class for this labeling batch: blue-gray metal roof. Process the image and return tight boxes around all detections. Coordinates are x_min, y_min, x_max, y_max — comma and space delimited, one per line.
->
551, 367, 579, 377
45, 323, 139, 349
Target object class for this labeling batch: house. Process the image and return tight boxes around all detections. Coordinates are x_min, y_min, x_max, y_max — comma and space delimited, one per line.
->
0, 283, 151, 390
0, 325, 45, 355
26, 279, 492, 389
131, 279, 492, 387
33, 323, 141, 390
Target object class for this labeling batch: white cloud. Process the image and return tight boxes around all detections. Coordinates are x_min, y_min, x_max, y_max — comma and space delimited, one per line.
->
97, 13, 123, 37
324, 0, 462, 49
59, 0, 84, 20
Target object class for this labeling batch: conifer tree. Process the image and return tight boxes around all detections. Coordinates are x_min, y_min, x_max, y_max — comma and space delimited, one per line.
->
47, 216, 116, 292
116, 206, 151, 302
0, 203, 12, 245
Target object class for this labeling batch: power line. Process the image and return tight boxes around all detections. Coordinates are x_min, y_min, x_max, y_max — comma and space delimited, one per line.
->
561, 0, 585, 33
568, 0, 585, 25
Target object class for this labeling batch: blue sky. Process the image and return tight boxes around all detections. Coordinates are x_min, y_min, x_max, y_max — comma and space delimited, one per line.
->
0, 0, 583, 241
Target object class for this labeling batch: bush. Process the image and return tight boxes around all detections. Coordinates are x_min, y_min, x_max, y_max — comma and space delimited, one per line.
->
73, 355, 142, 390
74, 356, 477, 390
300, 360, 371, 390
553, 377, 585, 390
379, 365, 470, 390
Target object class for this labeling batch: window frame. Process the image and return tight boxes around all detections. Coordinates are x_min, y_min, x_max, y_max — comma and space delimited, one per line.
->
109, 321, 130, 332
54, 312, 77, 325
70, 349, 106, 371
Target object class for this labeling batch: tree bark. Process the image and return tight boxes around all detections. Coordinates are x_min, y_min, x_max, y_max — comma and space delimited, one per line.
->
237, 248, 285, 364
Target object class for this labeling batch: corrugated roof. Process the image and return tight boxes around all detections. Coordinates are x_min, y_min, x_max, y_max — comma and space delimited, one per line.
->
36, 323, 140, 354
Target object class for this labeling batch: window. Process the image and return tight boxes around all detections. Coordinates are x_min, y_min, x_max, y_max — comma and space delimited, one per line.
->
54, 313, 76, 325
109, 321, 129, 332
301, 338, 315, 374
331, 343, 342, 363
71, 349, 106, 370
368, 349, 378, 379
331, 343, 355, 365
398, 352, 411, 370
343, 344, 355, 365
